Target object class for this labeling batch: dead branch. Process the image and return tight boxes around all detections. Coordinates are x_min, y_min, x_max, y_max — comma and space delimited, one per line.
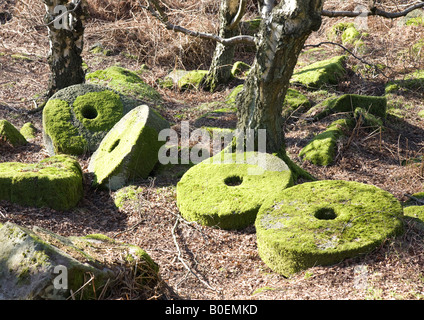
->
140, 0, 255, 46
171, 216, 216, 292
323, 1, 424, 18
304, 41, 390, 79
229, 0, 247, 30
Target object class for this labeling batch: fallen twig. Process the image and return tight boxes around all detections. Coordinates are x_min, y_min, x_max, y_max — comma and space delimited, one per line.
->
171, 216, 215, 292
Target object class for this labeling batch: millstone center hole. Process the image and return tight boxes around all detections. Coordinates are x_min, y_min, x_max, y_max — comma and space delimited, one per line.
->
224, 175, 243, 187
81, 105, 98, 119
314, 207, 337, 220
109, 139, 120, 153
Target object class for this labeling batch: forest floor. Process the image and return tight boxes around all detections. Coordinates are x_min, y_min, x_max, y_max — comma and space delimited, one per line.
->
1, 0, 424, 300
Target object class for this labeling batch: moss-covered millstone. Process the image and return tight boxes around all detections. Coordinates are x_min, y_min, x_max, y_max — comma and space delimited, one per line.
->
0, 222, 158, 300
177, 70, 208, 90
88, 105, 170, 190
42, 84, 139, 156
299, 118, 354, 166
291, 55, 347, 89
306, 94, 387, 121
177, 152, 294, 230
20, 122, 37, 141
256, 180, 404, 276
0, 119, 27, 147
86, 66, 162, 104
0, 155, 83, 211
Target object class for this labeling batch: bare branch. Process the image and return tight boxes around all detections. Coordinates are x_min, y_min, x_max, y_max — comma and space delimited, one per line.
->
323, 1, 424, 18
141, 0, 255, 46
229, 0, 247, 30
304, 41, 390, 79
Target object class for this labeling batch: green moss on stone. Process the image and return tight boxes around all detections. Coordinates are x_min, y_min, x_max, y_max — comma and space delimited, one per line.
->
225, 84, 244, 106
88, 105, 170, 190
291, 55, 347, 89
282, 88, 311, 118
231, 61, 250, 77
299, 118, 354, 166
42, 99, 88, 155
354, 107, 383, 128
307, 94, 387, 121
0, 120, 27, 147
0, 155, 83, 211
86, 66, 162, 103
177, 70, 208, 90
256, 180, 404, 276
177, 152, 294, 230
42, 84, 140, 155
20, 122, 37, 140
73, 90, 123, 132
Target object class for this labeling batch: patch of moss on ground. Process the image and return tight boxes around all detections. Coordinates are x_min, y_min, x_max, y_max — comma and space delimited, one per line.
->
299, 118, 354, 166
0, 120, 27, 147
114, 185, 143, 209
256, 180, 404, 276
225, 84, 244, 106
291, 55, 347, 89
385, 70, 424, 94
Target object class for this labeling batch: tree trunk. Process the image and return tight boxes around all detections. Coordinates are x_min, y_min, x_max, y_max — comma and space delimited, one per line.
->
236, 0, 323, 153
43, 0, 87, 97
203, 0, 244, 91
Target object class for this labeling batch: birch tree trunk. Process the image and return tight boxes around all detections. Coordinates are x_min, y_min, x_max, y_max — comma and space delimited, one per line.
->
203, 0, 245, 91
42, 0, 87, 97
236, 0, 324, 153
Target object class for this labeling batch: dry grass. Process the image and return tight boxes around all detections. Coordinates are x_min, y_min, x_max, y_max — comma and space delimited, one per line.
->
1, 0, 424, 300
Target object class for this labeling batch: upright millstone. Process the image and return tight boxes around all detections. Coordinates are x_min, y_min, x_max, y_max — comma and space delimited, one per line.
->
42, 84, 139, 156
88, 105, 170, 190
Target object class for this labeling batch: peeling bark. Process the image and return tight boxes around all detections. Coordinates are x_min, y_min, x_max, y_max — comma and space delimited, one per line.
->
43, 0, 87, 97
236, 0, 324, 153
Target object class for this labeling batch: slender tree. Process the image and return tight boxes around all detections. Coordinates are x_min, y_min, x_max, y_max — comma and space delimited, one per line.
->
203, 0, 247, 91
236, 0, 323, 154
144, 0, 424, 160
42, 0, 87, 98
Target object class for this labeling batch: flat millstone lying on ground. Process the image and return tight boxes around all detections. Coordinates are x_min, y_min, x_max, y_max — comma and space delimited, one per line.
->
42, 83, 139, 156
255, 180, 404, 277
176, 152, 294, 230
88, 105, 170, 190
0, 155, 83, 211
0, 222, 159, 300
